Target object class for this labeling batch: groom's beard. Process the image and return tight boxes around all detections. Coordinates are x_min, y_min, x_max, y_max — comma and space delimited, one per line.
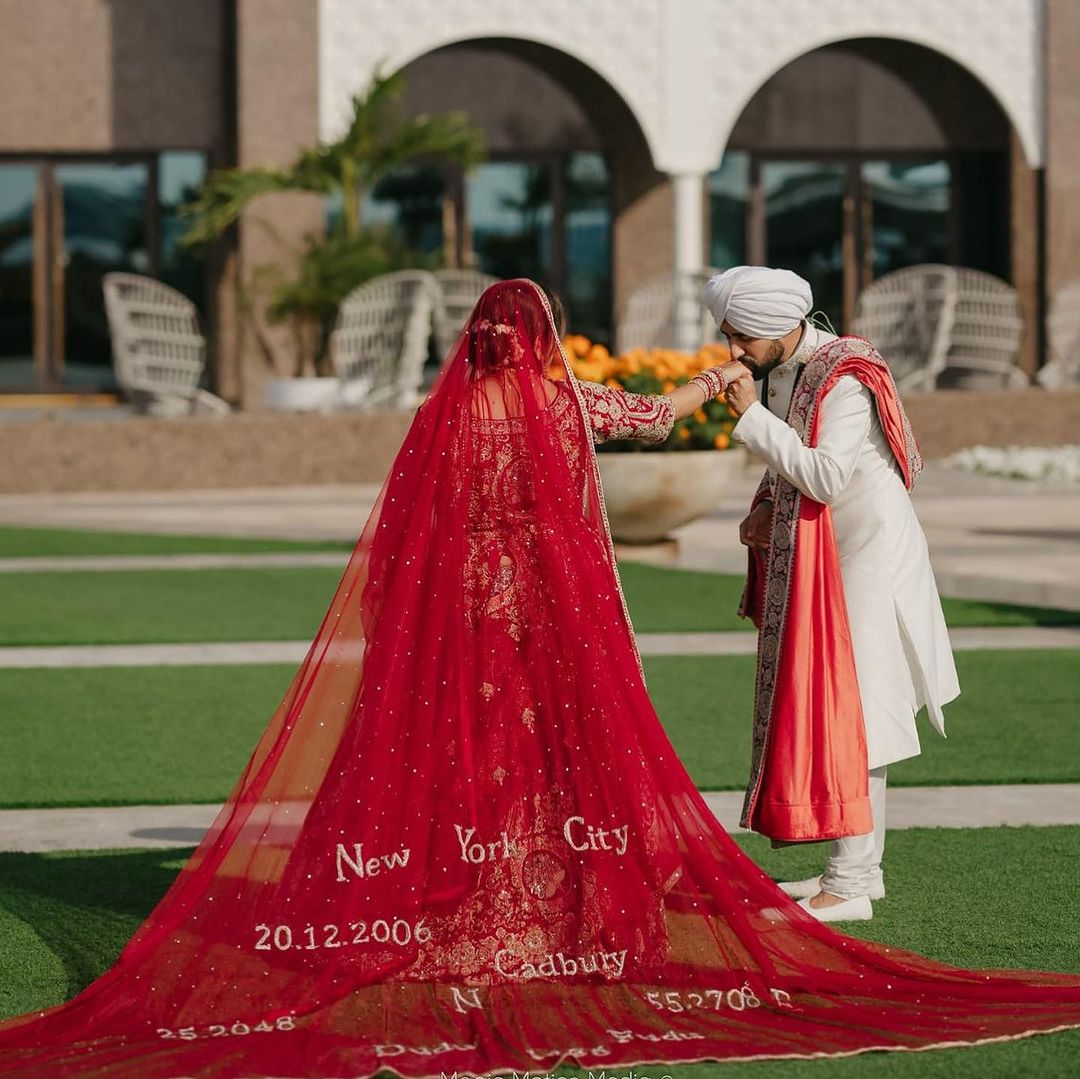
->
740, 339, 787, 381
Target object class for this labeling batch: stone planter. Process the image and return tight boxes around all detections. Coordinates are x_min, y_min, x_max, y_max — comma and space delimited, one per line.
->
596, 448, 748, 543
263, 376, 342, 413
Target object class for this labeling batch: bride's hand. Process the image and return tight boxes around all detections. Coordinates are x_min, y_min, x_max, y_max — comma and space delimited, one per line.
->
722, 360, 753, 385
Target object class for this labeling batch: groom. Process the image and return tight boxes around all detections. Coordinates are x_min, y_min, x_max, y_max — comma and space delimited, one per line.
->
704, 266, 960, 923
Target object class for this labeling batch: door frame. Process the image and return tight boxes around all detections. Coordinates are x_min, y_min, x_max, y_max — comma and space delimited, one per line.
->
0, 151, 189, 392
746, 149, 961, 331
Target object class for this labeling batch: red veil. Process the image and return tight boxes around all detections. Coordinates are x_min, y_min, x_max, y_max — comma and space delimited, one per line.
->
1, 280, 1078, 1077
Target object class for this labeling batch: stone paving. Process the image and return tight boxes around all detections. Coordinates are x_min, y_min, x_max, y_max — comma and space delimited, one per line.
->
4, 785, 1079, 854
0, 461, 1076, 608
1, 626, 1078, 669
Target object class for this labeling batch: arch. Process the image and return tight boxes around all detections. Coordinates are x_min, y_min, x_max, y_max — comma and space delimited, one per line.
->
319, 2, 665, 168
706, 29, 1040, 168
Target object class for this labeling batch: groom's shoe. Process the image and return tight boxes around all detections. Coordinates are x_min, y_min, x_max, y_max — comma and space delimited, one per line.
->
779, 875, 885, 901
796, 894, 873, 923
777, 876, 824, 899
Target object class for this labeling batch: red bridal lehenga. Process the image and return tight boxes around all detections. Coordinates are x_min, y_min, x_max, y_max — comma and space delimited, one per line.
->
2, 280, 1079, 1078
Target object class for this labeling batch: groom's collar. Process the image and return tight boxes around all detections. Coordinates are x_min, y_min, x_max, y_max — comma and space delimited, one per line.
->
785, 321, 836, 370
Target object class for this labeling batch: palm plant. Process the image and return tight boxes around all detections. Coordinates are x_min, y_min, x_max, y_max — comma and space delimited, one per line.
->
182, 71, 484, 375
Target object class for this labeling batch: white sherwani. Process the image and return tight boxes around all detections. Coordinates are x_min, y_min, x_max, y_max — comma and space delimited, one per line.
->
733, 323, 960, 770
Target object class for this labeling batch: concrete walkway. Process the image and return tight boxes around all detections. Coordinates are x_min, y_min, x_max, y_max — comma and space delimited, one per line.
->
3, 784, 1078, 854
1, 626, 1077, 669
0, 462, 1078, 610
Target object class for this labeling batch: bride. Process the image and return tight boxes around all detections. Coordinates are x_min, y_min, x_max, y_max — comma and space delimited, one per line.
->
0, 279, 1078, 1078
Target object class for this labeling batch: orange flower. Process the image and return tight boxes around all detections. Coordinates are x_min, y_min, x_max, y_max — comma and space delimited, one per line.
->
678, 426, 692, 441
693, 408, 707, 423
573, 359, 607, 383
563, 334, 592, 358
714, 432, 731, 450
605, 377, 622, 389
662, 380, 677, 393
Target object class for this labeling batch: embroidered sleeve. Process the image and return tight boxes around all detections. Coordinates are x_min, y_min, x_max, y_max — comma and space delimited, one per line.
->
575, 381, 676, 445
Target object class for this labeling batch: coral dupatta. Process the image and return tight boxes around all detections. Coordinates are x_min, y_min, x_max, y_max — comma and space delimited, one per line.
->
740, 338, 923, 843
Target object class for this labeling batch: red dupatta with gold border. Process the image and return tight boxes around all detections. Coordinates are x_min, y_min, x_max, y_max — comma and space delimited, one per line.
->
738, 337, 923, 843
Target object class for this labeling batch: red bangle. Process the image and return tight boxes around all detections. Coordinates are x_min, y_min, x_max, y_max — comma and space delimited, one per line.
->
689, 367, 727, 401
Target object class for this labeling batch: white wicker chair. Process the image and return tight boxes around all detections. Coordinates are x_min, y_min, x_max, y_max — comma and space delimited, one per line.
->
103, 273, 229, 416
432, 269, 499, 359
852, 264, 957, 391
329, 270, 437, 409
616, 268, 723, 353
943, 268, 1029, 388
1038, 279, 1080, 388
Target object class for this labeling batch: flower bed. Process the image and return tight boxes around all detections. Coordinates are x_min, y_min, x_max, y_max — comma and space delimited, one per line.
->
558, 337, 737, 452
947, 445, 1080, 483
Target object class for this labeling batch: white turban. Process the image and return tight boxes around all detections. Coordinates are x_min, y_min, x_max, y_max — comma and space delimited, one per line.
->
703, 266, 813, 338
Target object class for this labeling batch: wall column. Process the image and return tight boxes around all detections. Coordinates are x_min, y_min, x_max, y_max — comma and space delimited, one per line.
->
223, 0, 322, 408
1044, 0, 1080, 375
672, 171, 707, 349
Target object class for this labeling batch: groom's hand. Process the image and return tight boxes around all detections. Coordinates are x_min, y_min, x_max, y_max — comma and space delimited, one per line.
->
739, 499, 773, 549
724, 373, 758, 417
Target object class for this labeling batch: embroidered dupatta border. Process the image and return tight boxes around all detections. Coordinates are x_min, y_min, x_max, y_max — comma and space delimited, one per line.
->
739, 336, 921, 830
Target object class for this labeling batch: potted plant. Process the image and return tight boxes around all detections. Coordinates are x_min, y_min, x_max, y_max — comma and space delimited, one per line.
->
561, 336, 748, 542
180, 71, 484, 410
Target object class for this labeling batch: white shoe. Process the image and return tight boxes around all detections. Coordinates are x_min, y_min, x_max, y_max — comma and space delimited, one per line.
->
778, 875, 885, 901
796, 894, 873, 922
777, 876, 823, 899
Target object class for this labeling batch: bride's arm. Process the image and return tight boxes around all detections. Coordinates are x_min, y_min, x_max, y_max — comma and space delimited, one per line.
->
575, 362, 748, 444
575, 380, 675, 444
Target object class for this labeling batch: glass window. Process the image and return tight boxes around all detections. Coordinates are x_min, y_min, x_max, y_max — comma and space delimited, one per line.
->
708, 151, 749, 270
366, 164, 447, 257
563, 152, 611, 344
55, 162, 149, 385
0, 164, 37, 385
762, 160, 846, 330
160, 151, 208, 309
862, 160, 950, 279
466, 161, 553, 286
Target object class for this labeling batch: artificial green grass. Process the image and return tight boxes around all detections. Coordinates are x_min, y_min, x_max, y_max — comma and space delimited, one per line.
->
0, 567, 343, 646
650, 649, 1080, 789
2, 828, 1078, 1078
617, 561, 1080, 633
1, 563, 1077, 647
0, 650, 1077, 809
0, 526, 353, 558
0, 665, 295, 807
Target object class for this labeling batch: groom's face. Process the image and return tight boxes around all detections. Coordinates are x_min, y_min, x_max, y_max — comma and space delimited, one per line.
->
719, 322, 787, 380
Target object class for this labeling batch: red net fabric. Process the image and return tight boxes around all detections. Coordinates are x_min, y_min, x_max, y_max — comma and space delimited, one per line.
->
1, 280, 1078, 1077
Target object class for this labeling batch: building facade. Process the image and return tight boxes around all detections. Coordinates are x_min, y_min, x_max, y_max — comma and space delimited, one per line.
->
0, 0, 1076, 406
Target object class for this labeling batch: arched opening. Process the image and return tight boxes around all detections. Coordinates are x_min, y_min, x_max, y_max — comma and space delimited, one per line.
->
363, 38, 658, 344
708, 39, 1016, 332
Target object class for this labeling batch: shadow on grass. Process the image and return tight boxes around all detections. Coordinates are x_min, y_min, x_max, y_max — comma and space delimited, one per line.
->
0, 847, 190, 1004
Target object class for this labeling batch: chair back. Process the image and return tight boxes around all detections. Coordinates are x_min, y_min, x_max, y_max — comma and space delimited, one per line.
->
616, 269, 723, 353
432, 269, 499, 359
852, 264, 956, 391
103, 272, 206, 397
330, 271, 437, 408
